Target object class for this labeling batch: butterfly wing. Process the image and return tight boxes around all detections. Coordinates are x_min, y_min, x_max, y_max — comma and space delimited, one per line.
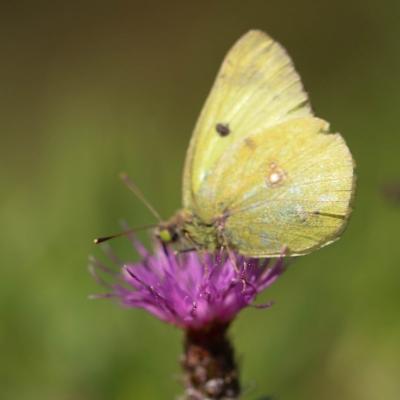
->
183, 30, 312, 217
203, 117, 355, 256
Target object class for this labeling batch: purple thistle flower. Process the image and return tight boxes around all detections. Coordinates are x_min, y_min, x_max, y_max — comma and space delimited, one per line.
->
90, 238, 285, 331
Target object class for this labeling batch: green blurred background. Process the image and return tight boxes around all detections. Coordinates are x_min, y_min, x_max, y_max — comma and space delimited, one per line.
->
1, 1, 400, 399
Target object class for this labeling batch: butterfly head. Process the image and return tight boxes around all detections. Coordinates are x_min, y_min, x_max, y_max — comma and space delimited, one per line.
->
155, 211, 188, 244
155, 210, 210, 249
155, 210, 225, 252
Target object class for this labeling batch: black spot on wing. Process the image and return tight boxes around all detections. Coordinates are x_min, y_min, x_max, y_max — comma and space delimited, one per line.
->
216, 123, 230, 137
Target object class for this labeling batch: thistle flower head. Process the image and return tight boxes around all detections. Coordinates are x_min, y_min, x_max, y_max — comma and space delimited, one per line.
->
90, 238, 285, 330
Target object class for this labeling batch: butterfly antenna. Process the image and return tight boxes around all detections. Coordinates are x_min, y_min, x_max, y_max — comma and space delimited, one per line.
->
93, 223, 157, 244
119, 172, 162, 222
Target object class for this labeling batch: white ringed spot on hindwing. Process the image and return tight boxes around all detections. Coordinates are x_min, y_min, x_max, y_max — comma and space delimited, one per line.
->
266, 162, 286, 188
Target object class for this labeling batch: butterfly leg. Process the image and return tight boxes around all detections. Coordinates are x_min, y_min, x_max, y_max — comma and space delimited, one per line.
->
178, 231, 200, 252
220, 237, 250, 293
220, 238, 240, 273
173, 247, 197, 256
225, 245, 250, 294
180, 230, 212, 274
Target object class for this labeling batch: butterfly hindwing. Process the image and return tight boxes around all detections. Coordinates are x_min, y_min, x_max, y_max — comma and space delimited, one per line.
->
203, 117, 354, 256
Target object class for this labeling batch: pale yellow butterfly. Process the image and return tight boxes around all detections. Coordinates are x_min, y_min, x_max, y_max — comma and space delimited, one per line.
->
156, 30, 355, 257
99, 30, 355, 257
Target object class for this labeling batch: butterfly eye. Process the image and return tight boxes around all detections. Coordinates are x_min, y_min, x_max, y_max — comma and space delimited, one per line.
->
215, 123, 230, 137
158, 227, 179, 243
158, 228, 173, 243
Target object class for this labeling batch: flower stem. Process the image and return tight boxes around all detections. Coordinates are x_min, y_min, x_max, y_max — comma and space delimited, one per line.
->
180, 324, 240, 399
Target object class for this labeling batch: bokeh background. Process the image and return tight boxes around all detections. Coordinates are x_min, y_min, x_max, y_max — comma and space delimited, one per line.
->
2, 1, 400, 399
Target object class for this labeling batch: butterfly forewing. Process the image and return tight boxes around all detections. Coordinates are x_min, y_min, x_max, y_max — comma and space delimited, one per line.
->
183, 30, 312, 214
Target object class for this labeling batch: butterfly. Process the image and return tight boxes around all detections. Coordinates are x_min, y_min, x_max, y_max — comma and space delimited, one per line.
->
97, 30, 355, 258
155, 29, 356, 257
